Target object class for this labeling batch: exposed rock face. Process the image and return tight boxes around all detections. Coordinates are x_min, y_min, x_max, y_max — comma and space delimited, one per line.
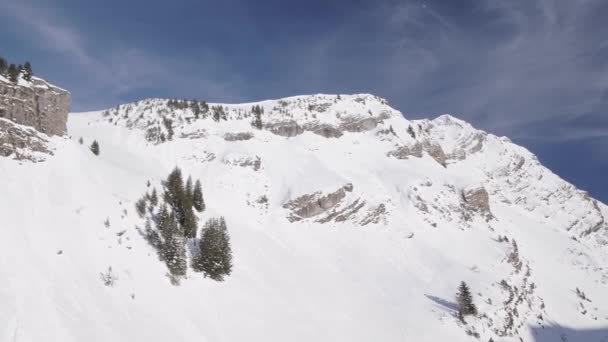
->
266, 114, 386, 138
222, 154, 261, 171
0, 78, 70, 136
306, 123, 343, 138
283, 183, 354, 222
0, 118, 51, 161
266, 120, 304, 137
224, 132, 254, 141
388, 141, 447, 167
360, 203, 387, 226
339, 117, 378, 132
462, 186, 493, 221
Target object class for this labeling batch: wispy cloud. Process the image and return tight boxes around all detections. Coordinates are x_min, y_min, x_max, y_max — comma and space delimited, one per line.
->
0, 1, 244, 110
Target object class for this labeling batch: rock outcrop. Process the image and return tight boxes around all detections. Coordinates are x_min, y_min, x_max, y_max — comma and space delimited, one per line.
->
224, 132, 254, 141
388, 141, 447, 167
0, 118, 51, 161
0, 77, 70, 136
462, 186, 493, 221
283, 183, 354, 222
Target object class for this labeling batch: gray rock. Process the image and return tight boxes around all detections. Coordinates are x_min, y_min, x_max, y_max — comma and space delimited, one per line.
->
339, 117, 378, 132
462, 186, 493, 221
306, 123, 343, 138
266, 120, 304, 137
283, 183, 353, 222
0, 78, 70, 136
387, 141, 447, 167
360, 203, 387, 226
0, 119, 51, 161
224, 132, 254, 141
222, 155, 261, 171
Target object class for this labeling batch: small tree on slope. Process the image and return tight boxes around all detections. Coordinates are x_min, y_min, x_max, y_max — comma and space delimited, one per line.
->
192, 217, 232, 281
456, 281, 478, 317
90, 140, 100, 156
192, 179, 205, 212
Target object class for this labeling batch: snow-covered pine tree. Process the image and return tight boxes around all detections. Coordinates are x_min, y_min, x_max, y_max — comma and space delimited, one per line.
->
0, 57, 7, 75
192, 217, 232, 281
23, 62, 33, 81
456, 281, 477, 316
7, 64, 19, 83
192, 179, 205, 212
252, 105, 263, 129
149, 188, 159, 207
90, 140, 100, 156
161, 212, 187, 283
185, 176, 193, 202
162, 167, 197, 238
135, 197, 147, 218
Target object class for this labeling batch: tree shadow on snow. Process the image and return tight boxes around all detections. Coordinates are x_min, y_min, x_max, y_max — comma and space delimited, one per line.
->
530, 324, 608, 342
424, 294, 459, 312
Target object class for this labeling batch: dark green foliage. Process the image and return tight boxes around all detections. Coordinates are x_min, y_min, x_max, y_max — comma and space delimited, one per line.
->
407, 125, 416, 139
138, 167, 211, 283
149, 188, 159, 207
162, 117, 174, 141
251, 105, 263, 129
135, 198, 147, 218
192, 179, 205, 212
7, 64, 19, 83
163, 167, 197, 238
151, 206, 187, 282
192, 217, 233, 281
23, 62, 32, 81
0, 57, 7, 75
456, 281, 478, 317
167, 99, 209, 120
212, 105, 226, 122
185, 176, 193, 201
1, 58, 32, 81
90, 140, 100, 156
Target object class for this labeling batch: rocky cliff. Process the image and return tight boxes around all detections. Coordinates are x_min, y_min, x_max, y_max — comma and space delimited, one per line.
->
0, 76, 70, 136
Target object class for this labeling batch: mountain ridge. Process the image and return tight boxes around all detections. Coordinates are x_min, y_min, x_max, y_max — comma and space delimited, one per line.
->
1, 87, 607, 341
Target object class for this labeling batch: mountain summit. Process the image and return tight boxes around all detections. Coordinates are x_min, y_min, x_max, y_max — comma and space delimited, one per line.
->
1, 88, 607, 341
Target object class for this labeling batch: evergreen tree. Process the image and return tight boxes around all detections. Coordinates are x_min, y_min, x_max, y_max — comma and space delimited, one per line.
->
407, 125, 416, 139
135, 197, 147, 218
163, 167, 197, 238
456, 281, 478, 316
149, 188, 159, 207
0, 57, 7, 75
252, 105, 263, 129
185, 176, 193, 202
90, 140, 100, 156
192, 179, 205, 212
162, 117, 174, 140
7, 64, 19, 83
160, 212, 187, 281
23, 62, 33, 81
192, 217, 232, 281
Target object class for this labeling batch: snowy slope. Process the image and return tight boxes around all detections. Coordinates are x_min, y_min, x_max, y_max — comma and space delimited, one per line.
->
1, 94, 607, 342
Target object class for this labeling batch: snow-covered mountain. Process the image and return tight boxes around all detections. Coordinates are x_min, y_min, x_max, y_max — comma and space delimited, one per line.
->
1, 92, 607, 342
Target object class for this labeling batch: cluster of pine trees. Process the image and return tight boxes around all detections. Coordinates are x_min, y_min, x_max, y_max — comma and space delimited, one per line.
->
167, 99, 210, 119
212, 105, 227, 122
138, 167, 232, 283
251, 105, 264, 129
0, 56, 33, 83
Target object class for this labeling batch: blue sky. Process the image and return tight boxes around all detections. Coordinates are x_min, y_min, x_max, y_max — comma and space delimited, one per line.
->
1, 0, 607, 202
